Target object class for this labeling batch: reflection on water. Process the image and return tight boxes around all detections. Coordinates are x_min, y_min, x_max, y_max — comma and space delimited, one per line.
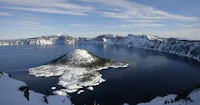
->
1, 44, 200, 105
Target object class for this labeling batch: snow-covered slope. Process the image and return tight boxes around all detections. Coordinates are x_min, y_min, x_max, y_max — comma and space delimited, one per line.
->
29, 49, 128, 94
0, 35, 75, 45
77, 34, 200, 62
137, 88, 200, 105
77, 34, 124, 44
24, 35, 75, 45
118, 34, 200, 61
0, 72, 72, 105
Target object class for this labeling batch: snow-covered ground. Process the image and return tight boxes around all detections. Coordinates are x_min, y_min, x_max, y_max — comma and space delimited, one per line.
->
29, 49, 128, 94
0, 72, 72, 105
137, 88, 200, 105
1, 70, 200, 105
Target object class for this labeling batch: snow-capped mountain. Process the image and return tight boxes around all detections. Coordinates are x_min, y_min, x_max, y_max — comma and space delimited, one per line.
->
29, 49, 128, 94
90, 34, 123, 44
77, 34, 200, 62
0, 35, 75, 45
24, 35, 75, 45
77, 34, 124, 44
1, 34, 200, 61
118, 34, 200, 61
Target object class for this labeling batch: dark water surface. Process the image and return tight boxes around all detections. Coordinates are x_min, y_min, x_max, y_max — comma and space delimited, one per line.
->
0, 44, 200, 105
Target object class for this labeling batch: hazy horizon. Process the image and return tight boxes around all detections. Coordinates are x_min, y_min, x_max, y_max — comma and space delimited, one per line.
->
0, 33, 193, 41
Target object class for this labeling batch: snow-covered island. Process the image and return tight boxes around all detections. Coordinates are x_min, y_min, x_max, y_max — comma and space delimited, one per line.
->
0, 72, 72, 105
29, 49, 128, 95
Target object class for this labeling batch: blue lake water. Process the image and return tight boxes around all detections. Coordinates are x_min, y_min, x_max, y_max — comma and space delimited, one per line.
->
0, 44, 200, 105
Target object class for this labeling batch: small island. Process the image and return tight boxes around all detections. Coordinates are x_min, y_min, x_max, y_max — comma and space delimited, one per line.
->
29, 49, 129, 95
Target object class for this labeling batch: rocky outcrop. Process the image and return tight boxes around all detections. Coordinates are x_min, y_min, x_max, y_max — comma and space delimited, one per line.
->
19, 86, 29, 101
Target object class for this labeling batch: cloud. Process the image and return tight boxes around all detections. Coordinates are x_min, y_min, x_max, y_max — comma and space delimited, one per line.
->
0, 0, 94, 15
75, 0, 199, 29
1, 20, 52, 30
119, 24, 164, 28
69, 24, 96, 28
0, 0, 198, 21
0, 0, 200, 39
3, 20, 40, 25
0, 12, 12, 16
177, 23, 200, 28
78, 0, 198, 21
148, 28, 200, 40
0, 6, 89, 16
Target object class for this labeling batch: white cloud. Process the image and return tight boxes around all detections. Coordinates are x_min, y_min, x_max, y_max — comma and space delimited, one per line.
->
78, 0, 198, 21
177, 23, 200, 28
0, 0, 198, 21
69, 24, 96, 28
0, 0, 200, 39
105, 23, 164, 30
1, 6, 89, 16
1, 20, 53, 30
0, 12, 12, 16
3, 20, 40, 25
0, 0, 94, 15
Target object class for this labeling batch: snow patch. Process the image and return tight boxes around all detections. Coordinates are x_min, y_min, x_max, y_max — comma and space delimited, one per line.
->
137, 89, 200, 105
52, 90, 67, 96
0, 72, 72, 105
77, 90, 84, 94
51, 87, 56, 90
87, 86, 94, 91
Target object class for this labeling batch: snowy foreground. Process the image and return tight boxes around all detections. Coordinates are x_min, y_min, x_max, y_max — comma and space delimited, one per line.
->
0, 72, 72, 105
29, 49, 128, 95
1, 71, 200, 105
137, 88, 200, 105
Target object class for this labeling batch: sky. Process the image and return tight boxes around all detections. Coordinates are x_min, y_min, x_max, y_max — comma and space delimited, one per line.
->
0, 0, 200, 40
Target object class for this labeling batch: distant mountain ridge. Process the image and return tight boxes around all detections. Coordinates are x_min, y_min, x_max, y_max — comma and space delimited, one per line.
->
1, 34, 200, 61
0, 35, 75, 45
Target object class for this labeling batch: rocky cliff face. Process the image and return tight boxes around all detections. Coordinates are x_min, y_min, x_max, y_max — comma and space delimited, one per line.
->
119, 34, 200, 61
